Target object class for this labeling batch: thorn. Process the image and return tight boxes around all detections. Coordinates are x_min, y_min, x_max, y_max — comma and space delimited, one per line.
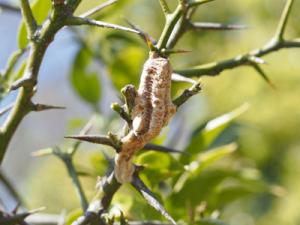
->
32, 103, 66, 112
12, 203, 21, 214
172, 73, 197, 84
125, 20, 157, 51
64, 134, 120, 151
10, 77, 36, 91
131, 173, 177, 225
28, 207, 46, 214
252, 64, 276, 89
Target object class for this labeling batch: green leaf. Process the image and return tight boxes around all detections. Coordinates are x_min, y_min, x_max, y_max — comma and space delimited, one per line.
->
64, 208, 83, 225
108, 46, 146, 90
18, 0, 52, 48
174, 143, 237, 192
184, 103, 249, 158
70, 48, 101, 106
136, 152, 171, 169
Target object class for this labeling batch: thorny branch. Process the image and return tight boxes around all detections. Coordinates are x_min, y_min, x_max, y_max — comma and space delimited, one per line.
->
0, 0, 139, 163
0, 0, 299, 225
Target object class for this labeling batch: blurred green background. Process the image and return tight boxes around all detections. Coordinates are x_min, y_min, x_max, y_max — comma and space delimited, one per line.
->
1, 0, 300, 225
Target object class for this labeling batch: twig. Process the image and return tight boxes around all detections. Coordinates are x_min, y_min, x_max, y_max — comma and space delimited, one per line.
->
66, 17, 139, 34
0, 3, 20, 13
158, 0, 171, 15
173, 82, 202, 107
0, 104, 14, 117
174, 38, 300, 77
71, 172, 121, 225
188, 22, 247, 30
274, 0, 294, 41
174, 0, 299, 77
80, 0, 118, 18
188, 0, 217, 7
19, 0, 37, 37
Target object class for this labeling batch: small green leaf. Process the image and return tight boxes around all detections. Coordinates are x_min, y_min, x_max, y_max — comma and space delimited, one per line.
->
185, 103, 249, 158
174, 143, 237, 192
18, 0, 52, 48
64, 208, 83, 225
136, 152, 171, 169
70, 48, 101, 106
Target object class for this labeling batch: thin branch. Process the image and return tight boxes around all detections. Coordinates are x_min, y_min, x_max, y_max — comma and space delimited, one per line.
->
0, 3, 83, 164
275, 0, 294, 41
31, 103, 65, 112
0, 3, 20, 13
158, 0, 171, 15
111, 102, 132, 124
157, 5, 183, 50
62, 155, 89, 211
80, 0, 118, 18
188, 0, 217, 7
174, 38, 300, 77
0, 169, 23, 205
173, 82, 202, 107
131, 173, 177, 225
19, 0, 37, 37
0, 103, 14, 117
188, 22, 247, 30
65, 16, 139, 34
1, 48, 27, 81
70, 172, 121, 225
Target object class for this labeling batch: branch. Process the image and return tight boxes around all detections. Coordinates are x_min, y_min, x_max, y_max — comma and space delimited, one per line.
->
174, 0, 298, 78
274, 0, 294, 41
157, 5, 183, 50
173, 81, 201, 107
65, 17, 139, 34
131, 173, 177, 225
19, 0, 37, 37
33, 147, 89, 211
71, 172, 121, 225
174, 38, 300, 77
188, 0, 217, 7
188, 22, 247, 30
0, 3, 20, 13
158, 0, 171, 15
0, 5, 70, 163
79, 0, 118, 18
62, 154, 89, 211
0, 104, 14, 117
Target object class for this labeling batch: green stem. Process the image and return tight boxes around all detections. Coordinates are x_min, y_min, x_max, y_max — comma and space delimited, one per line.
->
174, 39, 300, 77
157, 5, 183, 50
19, 0, 37, 37
0, 5, 67, 164
64, 157, 89, 211
275, 0, 294, 41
